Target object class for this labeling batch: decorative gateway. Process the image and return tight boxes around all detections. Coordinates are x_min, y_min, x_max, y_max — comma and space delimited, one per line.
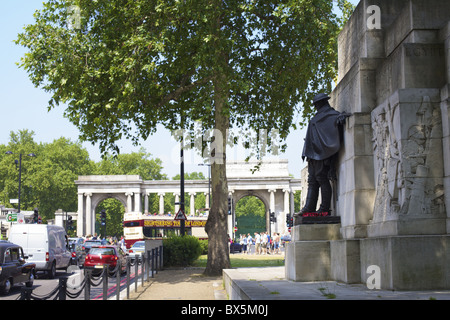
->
123, 212, 207, 248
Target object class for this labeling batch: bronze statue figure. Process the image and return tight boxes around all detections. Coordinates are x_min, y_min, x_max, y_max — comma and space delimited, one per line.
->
296, 93, 350, 217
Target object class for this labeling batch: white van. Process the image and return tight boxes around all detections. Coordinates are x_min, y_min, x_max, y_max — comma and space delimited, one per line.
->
8, 224, 72, 278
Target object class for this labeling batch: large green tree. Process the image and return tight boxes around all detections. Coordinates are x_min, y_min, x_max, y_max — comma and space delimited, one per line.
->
16, 0, 353, 275
0, 130, 94, 221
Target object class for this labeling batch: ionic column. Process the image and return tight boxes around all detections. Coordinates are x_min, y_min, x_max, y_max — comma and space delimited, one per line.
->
126, 192, 133, 213
283, 188, 291, 232
204, 192, 210, 210
77, 193, 84, 237
134, 192, 141, 212
84, 193, 92, 236
174, 193, 180, 213
144, 193, 149, 213
268, 189, 276, 213
159, 192, 165, 214
190, 192, 196, 215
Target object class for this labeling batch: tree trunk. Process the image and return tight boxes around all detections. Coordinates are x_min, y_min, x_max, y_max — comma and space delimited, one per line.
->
204, 74, 231, 276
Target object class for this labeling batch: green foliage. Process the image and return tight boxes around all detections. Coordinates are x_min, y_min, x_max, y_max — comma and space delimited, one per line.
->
235, 196, 266, 236
199, 239, 209, 255
163, 236, 202, 267
15, 0, 355, 155
0, 130, 94, 221
0, 129, 166, 235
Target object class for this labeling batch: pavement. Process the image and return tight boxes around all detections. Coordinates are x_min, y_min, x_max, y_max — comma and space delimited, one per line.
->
125, 265, 450, 301
125, 267, 227, 300
222, 267, 450, 300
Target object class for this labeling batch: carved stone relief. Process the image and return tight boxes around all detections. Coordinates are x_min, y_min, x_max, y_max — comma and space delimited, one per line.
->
371, 96, 445, 222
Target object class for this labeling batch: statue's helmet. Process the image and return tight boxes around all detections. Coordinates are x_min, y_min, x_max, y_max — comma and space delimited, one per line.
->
312, 93, 331, 104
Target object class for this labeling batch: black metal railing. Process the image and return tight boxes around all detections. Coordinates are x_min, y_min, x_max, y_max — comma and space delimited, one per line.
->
18, 246, 163, 300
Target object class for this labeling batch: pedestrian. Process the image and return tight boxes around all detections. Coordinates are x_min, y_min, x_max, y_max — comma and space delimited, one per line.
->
255, 232, 261, 255
274, 233, 281, 254
242, 234, 248, 254
247, 233, 253, 255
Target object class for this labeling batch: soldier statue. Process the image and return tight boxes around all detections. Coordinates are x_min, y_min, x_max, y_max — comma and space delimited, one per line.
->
296, 93, 350, 217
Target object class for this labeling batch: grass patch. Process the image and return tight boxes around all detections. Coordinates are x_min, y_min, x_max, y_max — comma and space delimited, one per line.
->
192, 254, 285, 268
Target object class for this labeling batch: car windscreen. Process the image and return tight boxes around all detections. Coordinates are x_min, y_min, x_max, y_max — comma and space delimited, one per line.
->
88, 247, 115, 256
84, 241, 102, 247
132, 242, 145, 248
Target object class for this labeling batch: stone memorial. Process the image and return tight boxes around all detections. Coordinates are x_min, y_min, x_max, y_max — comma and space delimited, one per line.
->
286, 0, 450, 290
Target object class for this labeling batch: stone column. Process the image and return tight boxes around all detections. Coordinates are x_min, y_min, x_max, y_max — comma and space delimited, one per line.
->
159, 193, 165, 214
144, 193, 149, 213
204, 192, 210, 210
268, 189, 276, 213
189, 192, 196, 216
268, 189, 276, 232
125, 192, 133, 213
283, 189, 290, 233
174, 193, 180, 213
134, 192, 141, 212
77, 193, 84, 237
84, 193, 92, 236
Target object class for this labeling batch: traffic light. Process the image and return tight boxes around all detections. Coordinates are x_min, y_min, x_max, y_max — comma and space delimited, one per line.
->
270, 212, 277, 223
33, 208, 39, 224
227, 197, 232, 215
286, 214, 293, 227
100, 210, 106, 226
67, 215, 73, 230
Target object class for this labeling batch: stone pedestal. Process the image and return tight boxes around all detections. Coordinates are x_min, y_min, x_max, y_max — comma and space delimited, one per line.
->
360, 235, 450, 290
330, 239, 361, 284
285, 224, 340, 282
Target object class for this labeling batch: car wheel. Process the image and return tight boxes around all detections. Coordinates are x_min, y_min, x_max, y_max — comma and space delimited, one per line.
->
0, 278, 12, 295
47, 261, 56, 279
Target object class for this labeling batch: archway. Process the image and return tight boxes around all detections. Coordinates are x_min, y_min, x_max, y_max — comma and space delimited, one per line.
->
234, 195, 267, 240
94, 197, 125, 238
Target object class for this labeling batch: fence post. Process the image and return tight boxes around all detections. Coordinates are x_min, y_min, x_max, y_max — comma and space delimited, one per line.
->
126, 256, 130, 299
155, 247, 159, 274
84, 269, 91, 300
58, 277, 67, 300
159, 245, 163, 270
151, 248, 155, 278
146, 250, 150, 282
20, 287, 32, 300
135, 257, 138, 292
141, 254, 145, 285
102, 265, 108, 300
116, 260, 121, 300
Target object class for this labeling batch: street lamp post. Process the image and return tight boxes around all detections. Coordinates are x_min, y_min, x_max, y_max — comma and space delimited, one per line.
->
5, 151, 36, 213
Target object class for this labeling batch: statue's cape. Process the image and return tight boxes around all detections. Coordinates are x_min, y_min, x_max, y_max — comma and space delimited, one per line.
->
302, 104, 345, 161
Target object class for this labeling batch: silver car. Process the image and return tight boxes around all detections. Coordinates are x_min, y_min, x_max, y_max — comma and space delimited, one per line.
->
127, 241, 145, 262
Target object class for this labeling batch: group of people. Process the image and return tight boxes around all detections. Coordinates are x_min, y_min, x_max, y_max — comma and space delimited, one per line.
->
238, 232, 282, 255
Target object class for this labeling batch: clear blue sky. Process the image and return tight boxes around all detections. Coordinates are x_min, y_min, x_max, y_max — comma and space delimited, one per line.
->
0, 0, 359, 179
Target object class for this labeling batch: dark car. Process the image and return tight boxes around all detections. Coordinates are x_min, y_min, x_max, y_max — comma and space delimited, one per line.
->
230, 242, 242, 254
69, 237, 86, 266
0, 241, 35, 295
